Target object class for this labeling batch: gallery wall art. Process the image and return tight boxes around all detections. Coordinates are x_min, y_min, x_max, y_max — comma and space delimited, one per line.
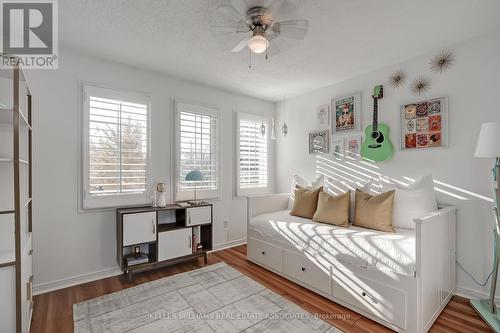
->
344, 134, 362, 160
332, 137, 344, 161
400, 96, 448, 150
331, 93, 361, 134
316, 104, 330, 128
309, 129, 330, 154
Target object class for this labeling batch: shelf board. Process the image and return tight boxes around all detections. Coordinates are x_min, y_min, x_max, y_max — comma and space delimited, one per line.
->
117, 202, 211, 214
122, 240, 156, 248
124, 259, 156, 270
0, 210, 14, 215
0, 158, 29, 165
0, 108, 32, 129
158, 223, 188, 233
0, 250, 15, 267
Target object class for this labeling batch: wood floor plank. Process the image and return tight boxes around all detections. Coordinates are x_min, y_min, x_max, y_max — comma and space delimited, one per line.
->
31, 245, 492, 333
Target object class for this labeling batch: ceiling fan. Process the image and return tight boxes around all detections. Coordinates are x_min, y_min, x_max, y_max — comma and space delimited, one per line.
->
210, 0, 308, 60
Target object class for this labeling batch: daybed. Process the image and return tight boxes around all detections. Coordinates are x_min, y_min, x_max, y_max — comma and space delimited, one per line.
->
246, 192, 456, 333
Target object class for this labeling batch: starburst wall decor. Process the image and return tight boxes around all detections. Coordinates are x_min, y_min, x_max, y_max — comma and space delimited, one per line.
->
430, 50, 455, 73
409, 76, 431, 96
389, 70, 407, 88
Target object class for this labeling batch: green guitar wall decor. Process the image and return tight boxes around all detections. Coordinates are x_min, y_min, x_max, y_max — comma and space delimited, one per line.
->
360, 85, 394, 162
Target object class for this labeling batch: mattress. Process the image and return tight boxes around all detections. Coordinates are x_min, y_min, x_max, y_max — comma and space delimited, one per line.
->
248, 210, 416, 277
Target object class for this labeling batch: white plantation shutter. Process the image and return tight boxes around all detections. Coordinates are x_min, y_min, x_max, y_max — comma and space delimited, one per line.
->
175, 102, 219, 201
83, 85, 151, 209
239, 120, 268, 188
236, 113, 270, 196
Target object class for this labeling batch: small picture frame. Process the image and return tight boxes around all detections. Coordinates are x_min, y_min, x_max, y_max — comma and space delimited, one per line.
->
400, 96, 448, 150
309, 130, 330, 154
133, 246, 141, 258
344, 134, 362, 160
331, 137, 345, 161
332, 92, 361, 135
316, 104, 330, 128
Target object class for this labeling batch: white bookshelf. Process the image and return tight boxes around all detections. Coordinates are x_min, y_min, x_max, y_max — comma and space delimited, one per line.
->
0, 60, 33, 333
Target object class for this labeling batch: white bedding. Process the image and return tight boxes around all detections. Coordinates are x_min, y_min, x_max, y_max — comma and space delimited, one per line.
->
248, 210, 416, 277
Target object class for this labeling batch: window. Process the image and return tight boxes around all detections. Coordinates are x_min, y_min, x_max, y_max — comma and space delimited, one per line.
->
175, 102, 219, 201
82, 85, 151, 209
236, 112, 270, 196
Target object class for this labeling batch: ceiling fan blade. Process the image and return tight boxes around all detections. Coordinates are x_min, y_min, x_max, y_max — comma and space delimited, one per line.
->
264, 0, 297, 20
228, 0, 249, 18
266, 36, 295, 57
231, 37, 250, 52
271, 19, 309, 39
216, 4, 244, 23
266, 40, 280, 57
209, 24, 250, 36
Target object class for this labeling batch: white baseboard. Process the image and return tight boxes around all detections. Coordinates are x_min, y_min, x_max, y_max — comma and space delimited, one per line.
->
212, 238, 247, 251
33, 266, 122, 296
33, 241, 247, 296
456, 285, 500, 305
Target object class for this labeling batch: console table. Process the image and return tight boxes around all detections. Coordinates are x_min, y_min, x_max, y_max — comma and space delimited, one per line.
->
116, 203, 213, 281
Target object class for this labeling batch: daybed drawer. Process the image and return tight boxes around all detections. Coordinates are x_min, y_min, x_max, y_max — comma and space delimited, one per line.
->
248, 237, 282, 272
283, 250, 330, 294
331, 266, 406, 329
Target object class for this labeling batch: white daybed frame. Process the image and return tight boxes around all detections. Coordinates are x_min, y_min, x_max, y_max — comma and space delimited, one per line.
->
246, 194, 456, 333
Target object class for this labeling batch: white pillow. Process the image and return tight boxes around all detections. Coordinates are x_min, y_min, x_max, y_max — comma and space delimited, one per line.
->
287, 174, 324, 209
392, 174, 438, 229
325, 177, 372, 223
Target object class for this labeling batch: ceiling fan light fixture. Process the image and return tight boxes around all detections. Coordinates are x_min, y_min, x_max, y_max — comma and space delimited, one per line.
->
248, 34, 269, 54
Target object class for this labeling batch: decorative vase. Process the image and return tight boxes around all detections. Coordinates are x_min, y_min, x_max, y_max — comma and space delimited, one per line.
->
156, 183, 167, 208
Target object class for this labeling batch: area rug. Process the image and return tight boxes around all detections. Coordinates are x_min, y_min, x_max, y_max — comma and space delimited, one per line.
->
73, 262, 343, 333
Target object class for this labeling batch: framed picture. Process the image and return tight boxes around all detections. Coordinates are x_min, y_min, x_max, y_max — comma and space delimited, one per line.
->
400, 96, 448, 150
344, 134, 362, 160
331, 137, 344, 160
309, 130, 330, 154
332, 92, 361, 134
316, 104, 330, 128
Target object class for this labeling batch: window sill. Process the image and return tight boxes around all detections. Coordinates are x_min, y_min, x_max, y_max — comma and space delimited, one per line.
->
82, 193, 151, 212
235, 187, 271, 198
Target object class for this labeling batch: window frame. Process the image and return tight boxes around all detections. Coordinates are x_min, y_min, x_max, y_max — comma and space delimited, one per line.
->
82, 84, 152, 210
235, 112, 271, 197
174, 101, 220, 202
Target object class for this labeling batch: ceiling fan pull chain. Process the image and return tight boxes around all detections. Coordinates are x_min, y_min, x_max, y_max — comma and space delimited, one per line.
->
248, 48, 252, 69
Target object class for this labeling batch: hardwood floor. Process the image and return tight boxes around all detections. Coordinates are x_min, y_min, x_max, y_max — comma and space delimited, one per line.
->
31, 245, 492, 333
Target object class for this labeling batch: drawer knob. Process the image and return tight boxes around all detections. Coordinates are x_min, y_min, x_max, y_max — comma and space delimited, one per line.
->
361, 291, 367, 297
301, 267, 306, 272
261, 251, 266, 255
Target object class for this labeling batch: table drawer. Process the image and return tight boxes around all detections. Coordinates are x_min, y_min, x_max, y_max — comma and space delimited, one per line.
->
331, 266, 406, 329
247, 237, 282, 272
283, 250, 330, 294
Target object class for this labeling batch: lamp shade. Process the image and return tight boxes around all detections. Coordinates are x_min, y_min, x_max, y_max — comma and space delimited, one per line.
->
185, 170, 204, 182
475, 122, 500, 158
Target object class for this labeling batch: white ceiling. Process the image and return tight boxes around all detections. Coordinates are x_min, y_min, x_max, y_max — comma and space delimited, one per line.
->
60, 0, 500, 101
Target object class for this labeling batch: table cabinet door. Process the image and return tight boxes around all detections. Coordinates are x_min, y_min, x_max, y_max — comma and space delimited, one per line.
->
123, 212, 157, 246
158, 228, 192, 261
186, 206, 211, 226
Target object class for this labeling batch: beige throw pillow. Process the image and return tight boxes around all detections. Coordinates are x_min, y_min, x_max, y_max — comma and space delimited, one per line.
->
354, 189, 396, 232
312, 191, 350, 227
290, 186, 322, 219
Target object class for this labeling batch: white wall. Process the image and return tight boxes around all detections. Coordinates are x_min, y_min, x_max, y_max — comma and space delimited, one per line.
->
275, 31, 500, 300
25, 49, 275, 292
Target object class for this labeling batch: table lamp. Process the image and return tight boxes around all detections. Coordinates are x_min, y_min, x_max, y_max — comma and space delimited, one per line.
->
185, 170, 204, 205
472, 122, 500, 332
